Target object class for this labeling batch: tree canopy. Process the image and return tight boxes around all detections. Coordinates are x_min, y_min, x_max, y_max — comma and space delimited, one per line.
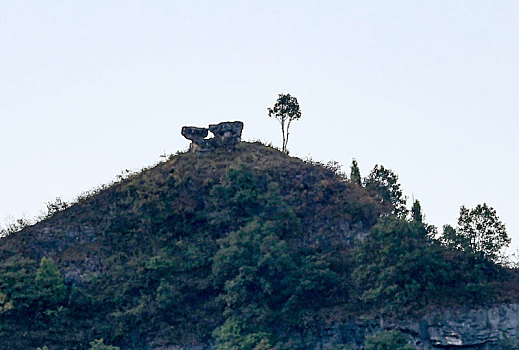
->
364, 165, 407, 217
441, 203, 510, 262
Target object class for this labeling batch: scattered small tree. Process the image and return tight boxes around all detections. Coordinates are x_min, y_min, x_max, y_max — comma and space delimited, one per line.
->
45, 197, 69, 218
350, 158, 362, 185
267, 93, 302, 153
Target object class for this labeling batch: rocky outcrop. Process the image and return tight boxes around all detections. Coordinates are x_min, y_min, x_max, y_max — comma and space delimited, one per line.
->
181, 126, 208, 144
148, 304, 519, 350
418, 303, 519, 349
181, 121, 243, 152
316, 303, 519, 349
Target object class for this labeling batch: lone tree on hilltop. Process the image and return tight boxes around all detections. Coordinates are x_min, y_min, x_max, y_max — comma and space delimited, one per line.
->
268, 93, 301, 153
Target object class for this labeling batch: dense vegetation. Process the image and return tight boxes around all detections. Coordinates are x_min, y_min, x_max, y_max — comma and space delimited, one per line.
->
0, 141, 517, 349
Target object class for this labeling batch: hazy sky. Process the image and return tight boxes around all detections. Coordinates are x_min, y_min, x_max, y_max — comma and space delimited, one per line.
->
1, 2, 518, 250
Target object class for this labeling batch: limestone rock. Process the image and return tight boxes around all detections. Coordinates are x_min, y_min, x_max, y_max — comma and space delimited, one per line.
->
181, 126, 209, 142
181, 121, 243, 152
315, 303, 519, 349
209, 121, 243, 143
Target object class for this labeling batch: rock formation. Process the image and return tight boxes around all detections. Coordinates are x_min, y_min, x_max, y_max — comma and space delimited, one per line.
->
181, 121, 243, 152
315, 303, 519, 349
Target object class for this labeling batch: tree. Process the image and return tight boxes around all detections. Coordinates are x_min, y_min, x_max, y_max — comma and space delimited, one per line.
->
267, 93, 301, 153
364, 165, 407, 217
352, 217, 448, 312
34, 257, 66, 308
350, 158, 362, 185
450, 203, 510, 261
410, 200, 423, 223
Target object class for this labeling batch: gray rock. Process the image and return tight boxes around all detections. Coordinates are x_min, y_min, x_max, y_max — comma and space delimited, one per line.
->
315, 303, 519, 349
209, 121, 243, 142
181, 126, 209, 142
181, 121, 243, 152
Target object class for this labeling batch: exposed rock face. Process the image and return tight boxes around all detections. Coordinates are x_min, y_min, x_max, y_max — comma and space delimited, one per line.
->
316, 303, 519, 349
148, 304, 519, 349
419, 304, 519, 349
181, 126, 209, 143
181, 121, 243, 152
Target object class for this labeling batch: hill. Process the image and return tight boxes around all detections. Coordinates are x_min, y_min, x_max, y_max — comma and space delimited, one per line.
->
0, 123, 517, 349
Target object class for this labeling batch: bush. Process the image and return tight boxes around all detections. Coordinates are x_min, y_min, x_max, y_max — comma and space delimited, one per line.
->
89, 338, 120, 350
34, 257, 67, 308
364, 330, 416, 350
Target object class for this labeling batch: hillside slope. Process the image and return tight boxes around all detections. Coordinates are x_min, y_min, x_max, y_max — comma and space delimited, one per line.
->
0, 141, 382, 349
0, 138, 517, 350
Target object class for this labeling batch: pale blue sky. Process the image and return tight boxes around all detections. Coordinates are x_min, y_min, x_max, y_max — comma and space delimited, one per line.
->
1, 1, 518, 250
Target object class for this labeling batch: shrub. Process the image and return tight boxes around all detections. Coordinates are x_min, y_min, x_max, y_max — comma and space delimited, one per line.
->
364, 330, 416, 350
89, 338, 120, 350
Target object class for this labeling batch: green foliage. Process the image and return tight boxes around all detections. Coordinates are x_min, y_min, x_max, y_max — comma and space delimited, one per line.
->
410, 200, 423, 223
0, 142, 515, 349
353, 217, 448, 312
350, 158, 362, 185
440, 224, 468, 251
212, 218, 298, 338
267, 93, 302, 153
440, 204, 510, 263
89, 338, 120, 350
455, 204, 510, 261
364, 165, 407, 217
36, 347, 49, 350
34, 257, 67, 308
213, 317, 273, 350
0, 290, 13, 313
364, 330, 416, 350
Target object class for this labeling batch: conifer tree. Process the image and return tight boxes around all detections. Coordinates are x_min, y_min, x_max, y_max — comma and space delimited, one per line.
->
350, 158, 362, 185
34, 257, 66, 307
411, 199, 423, 223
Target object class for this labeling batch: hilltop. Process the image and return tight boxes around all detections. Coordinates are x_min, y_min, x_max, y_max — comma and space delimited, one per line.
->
0, 123, 517, 349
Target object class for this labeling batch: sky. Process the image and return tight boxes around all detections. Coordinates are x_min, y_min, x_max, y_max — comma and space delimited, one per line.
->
1, 1, 518, 251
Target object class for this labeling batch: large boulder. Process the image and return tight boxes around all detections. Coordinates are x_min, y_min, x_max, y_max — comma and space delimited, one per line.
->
181, 126, 209, 142
181, 121, 243, 152
209, 121, 243, 140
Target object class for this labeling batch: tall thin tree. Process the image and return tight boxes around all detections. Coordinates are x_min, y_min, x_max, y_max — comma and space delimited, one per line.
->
350, 158, 362, 185
267, 93, 302, 153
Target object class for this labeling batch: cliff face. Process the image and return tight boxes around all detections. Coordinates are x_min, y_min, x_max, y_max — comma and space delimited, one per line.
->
418, 303, 519, 349
316, 303, 519, 349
